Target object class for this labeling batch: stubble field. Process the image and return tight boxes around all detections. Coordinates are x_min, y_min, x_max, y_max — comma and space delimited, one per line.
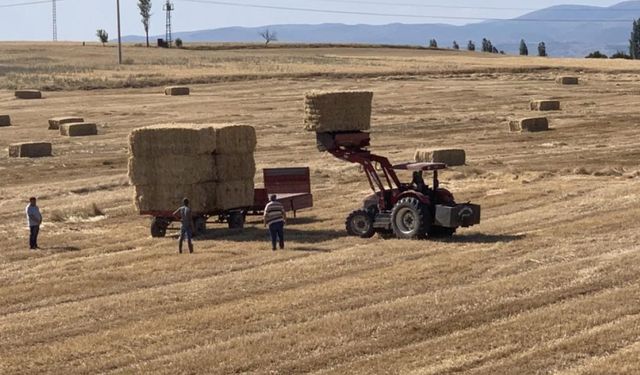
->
1, 43, 640, 374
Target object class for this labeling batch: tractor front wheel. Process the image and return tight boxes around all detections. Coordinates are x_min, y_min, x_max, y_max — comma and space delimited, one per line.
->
391, 197, 431, 240
345, 210, 375, 238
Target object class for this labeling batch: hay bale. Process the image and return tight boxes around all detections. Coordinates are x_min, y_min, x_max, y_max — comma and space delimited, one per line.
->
530, 100, 560, 111
15, 90, 42, 99
134, 183, 217, 213
556, 76, 579, 85
8, 142, 52, 158
509, 117, 549, 132
165, 86, 190, 96
48, 116, 84, 130
303, 91, 373, 132
216, 180, 254, 210
414, 149, 466, 166
0, 115, 10, 127
128, 155, 217, 185
60, 122, 98, 137
215, 154, 256, 181
214, 124, 257, 154
129, 124, 218, 157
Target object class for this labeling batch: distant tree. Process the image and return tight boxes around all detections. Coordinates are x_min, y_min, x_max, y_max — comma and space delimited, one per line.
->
611, 50, 631, 59
499, 50, 506, 54
429, 39, 438, 48
259, 29, 278, 47
538, 41, 548, 57
96, 29, 109, 46
630, 19, 640, 59
585, 50, 608, 58
481, 38, 494, 53
519, 39, 529, 56
137, 0, 152, 48
452, 40, 459, 50
175, 38, 183, 48
467, 40, 476, 51
491, 46, 499, 54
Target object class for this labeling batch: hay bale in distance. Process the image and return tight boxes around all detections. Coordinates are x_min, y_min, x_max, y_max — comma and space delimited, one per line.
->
15, 90, 42, 99
530, 100, 561, 111
556, 76, 579, 85
304, 91, 373, 132
165, 86, 190, 96
414, 149, 466, 166
8, 142, 52, 158
60, 122, 98, 137
48, 116, 84, 130
509, 117, 549, 132
0, 115, 10, 127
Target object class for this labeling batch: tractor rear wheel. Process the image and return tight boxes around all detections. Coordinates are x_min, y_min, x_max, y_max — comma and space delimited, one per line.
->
391, 197, 431, 240
345, 210, 375, 238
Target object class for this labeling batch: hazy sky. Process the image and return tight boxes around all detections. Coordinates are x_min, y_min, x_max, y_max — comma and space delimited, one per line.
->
0, 0, 625, 41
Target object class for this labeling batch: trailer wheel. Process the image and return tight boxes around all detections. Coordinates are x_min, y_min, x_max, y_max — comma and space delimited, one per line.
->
150, 217, 169, 238
228, 211, 245, 229
391, 197, 431, 240
345, 210, 375, 238
194, 216, 207, 236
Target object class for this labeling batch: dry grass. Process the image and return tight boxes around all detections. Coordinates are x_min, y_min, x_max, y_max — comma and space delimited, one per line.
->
1, 43, 640, 374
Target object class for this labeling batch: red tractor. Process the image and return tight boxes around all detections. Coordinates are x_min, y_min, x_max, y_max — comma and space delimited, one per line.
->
317, 132, 480, 239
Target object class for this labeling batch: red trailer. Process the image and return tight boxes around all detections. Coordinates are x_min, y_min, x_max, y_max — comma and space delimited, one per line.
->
144, 167, 313, 237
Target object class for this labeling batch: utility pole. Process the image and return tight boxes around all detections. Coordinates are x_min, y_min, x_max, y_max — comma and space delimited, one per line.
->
116, 0, 122, 64
163, 1, 174, 48
52, 0, 57, 41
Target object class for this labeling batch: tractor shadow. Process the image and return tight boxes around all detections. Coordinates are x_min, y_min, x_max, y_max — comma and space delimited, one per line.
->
195, 226, 347, 244
438, 233, 526, 244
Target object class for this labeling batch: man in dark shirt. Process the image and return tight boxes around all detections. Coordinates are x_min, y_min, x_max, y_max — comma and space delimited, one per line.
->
173, 198, 194, 254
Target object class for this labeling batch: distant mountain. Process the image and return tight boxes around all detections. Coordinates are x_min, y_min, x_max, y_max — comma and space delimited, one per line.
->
121, 1, 640, 57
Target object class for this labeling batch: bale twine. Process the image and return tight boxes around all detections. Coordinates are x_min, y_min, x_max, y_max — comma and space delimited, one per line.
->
60, 122, 98, 137
9, 142, 52, 158
303, 91, 373, 132
414, 149, 466, 166
0, 115, 11, 127
15, 90, 42, 99
530, 100, 561, 111
509, 117, 549, 132
165, 86, 190, 96
556, 76, 579, 85
48, 116, 84, 130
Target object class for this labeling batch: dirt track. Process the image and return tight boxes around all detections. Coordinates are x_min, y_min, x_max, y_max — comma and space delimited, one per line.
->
1, 46, 640, 374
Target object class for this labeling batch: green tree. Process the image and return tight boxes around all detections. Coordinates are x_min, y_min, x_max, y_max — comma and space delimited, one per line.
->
585, 51, 608, 58
96, 29, 109, 46
630, 19, 640, 59
481, 38, 493, 53
175, 38, 183, 48
452, 41, 459, 50
429, 39, 438, 48
467, 40, 476, 51
137, 0, 152, 48
538, 41, 547, 57
519, 39, 528, 56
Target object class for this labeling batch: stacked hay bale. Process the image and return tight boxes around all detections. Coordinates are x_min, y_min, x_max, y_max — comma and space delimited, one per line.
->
128, 124, 256, 213
0, 115, 10, 127
509, 117, 549, 132
556, 76, 579, 85
304, 91, 373, 132
60, 122, 98, 137
530, 100, 560, 111
9, 142, 52, 158
49, 116, 84, 130
15, 90, 42, 99
414, 149, 466, 166
165, 86, 190, 96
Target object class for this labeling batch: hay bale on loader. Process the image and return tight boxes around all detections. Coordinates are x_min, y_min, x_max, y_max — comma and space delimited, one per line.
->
48, 116, 84, 130
414, 149, 466, 166
165, 86, 190, 96
0, 115, 11, 127
128, 123, 257, 213
304, 91, 373, 132
60, 122, 98, 137
15, 90, 42, 99
510, 117, 549, 132
530, 100, 560, 111
556, 76, 579, 85
9, 142, 52, 158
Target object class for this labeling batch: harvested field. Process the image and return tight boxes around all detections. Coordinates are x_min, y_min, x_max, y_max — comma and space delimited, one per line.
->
2, 43, 640, 374
48, 116, 84, 130
59, 122, 98, 137
0, 114, 10, 126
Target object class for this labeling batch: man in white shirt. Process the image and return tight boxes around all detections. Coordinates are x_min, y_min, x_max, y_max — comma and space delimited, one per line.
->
26, 197, 42, 250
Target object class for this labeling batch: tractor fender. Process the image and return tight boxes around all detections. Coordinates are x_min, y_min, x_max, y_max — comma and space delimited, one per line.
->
436, 188, 455, 204
394, 191, 432, 206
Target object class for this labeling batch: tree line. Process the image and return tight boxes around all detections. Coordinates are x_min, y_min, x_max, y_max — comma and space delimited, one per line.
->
429, 38, 547, 56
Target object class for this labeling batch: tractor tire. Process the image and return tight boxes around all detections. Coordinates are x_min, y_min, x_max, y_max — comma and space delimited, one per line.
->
391, 197, 431, 240
194, 216, 207, 236
150, 217, 169, 238
345, 210, 375, 238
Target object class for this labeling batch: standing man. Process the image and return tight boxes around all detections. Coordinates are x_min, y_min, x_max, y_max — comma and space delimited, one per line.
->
173, 198, 194, 254
26, 197, 42, 250
264, 194, 286, 251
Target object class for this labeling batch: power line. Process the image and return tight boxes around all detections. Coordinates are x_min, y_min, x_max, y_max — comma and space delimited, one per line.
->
175, 0, 640, 23
0, 0, 62, 8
